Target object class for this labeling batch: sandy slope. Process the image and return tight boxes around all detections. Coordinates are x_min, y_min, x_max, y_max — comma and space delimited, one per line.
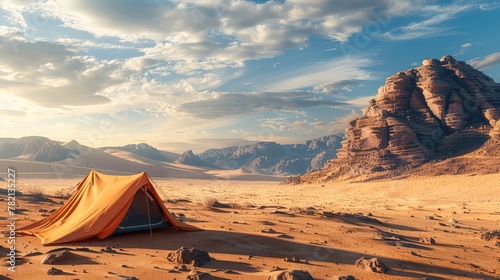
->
1, 173, 499, 279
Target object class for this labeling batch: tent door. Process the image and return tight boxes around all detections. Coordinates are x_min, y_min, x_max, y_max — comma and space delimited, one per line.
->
113, 186, 170, 234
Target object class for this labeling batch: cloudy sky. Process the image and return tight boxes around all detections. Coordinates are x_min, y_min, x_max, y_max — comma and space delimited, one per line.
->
0, 0, 499, 153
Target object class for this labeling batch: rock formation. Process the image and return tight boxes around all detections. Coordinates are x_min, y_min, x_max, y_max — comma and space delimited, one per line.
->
334, 55, 500, 173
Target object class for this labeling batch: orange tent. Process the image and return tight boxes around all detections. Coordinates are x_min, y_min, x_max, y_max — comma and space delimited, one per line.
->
19, 170, 199, 245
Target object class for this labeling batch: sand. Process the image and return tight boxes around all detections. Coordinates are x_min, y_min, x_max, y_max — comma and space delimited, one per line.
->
1, 173, 500, 279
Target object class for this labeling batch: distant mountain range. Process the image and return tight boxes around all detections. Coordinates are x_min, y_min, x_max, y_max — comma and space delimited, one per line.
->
0, 134, 344, 176
99, 143, 179, 162
198, 134, 344, 175
0, 136, 73, 162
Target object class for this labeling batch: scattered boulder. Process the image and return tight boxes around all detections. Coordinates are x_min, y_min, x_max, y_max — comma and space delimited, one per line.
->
355, 257, 390, 274
47, 267, 64, 275
268, 270, 314, 280
480, 230, 500, 241
41, 250, 72, 264
167, 247, 212, 267
186, 270, 211, 280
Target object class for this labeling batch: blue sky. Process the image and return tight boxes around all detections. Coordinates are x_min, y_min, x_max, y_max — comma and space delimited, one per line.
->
0, 0, 499, 152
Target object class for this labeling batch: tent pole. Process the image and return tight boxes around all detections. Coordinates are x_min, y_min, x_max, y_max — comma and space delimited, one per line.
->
145, 187, 153, 238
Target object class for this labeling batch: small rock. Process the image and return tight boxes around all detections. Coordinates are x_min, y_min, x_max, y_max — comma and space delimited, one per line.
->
186, 270, 211, 280
167, 247, 212, 267
268, 269, 314, 280
448, 218, 458, 223
419, 237, 436, 245
101, 246, 117, 253
480, 230, 500, 241
179, 264, 190, 271
424, 216, 434, 220
47, 267, 64, 275
284, 256, 301, 263
355, 257, 390, 274
262, 228, 277, 234
332, 276, 355, 280
408, 251, 420, 257
41, 250, 72, 264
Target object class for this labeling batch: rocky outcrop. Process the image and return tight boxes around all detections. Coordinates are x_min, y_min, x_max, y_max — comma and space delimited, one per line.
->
0, 136, 73, 162
334, 55, 500, 173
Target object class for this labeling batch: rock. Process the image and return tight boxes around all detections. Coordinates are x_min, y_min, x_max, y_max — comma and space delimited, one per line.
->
332, 276, 355, 280
186, 270, 211, 280
292, 55, 500, 181
424, 216, 434, 220
408, 251, 420, 257
284, 256, 301, 263
41, 250, 72, 264
268, 270, 315, 280
448, 218, 458, 223
355, 257, 390, 273
167, 247, 212, 267
420, 237, 436, 245
480, 230, 500, 241
101, 246, 117, 253
262, 228, 277, 234
47, 267, 64, 275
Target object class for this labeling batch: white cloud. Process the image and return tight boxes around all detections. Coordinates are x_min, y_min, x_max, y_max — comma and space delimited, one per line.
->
179, 91, 346, 119
313, 80, 362, 94
379, 4, 474, 41
461, 42, 473, 48
468, 52, 500, 71
262, 56, 375, 91
0, 35, 123, 107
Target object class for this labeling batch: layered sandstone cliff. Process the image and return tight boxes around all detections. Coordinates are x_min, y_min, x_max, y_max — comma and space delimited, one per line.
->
285, 55, 500, 183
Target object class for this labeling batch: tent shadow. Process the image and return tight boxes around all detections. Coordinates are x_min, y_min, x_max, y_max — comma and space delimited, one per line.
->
70, 228, 497, 280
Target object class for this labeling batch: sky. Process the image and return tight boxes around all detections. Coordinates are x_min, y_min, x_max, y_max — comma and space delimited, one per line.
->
0, 0, 499, 153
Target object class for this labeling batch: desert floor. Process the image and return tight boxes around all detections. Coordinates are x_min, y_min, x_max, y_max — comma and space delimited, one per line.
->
1, 173, 500, 280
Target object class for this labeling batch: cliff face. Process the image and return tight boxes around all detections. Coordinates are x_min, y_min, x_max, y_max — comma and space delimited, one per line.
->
334, 55, 500, 174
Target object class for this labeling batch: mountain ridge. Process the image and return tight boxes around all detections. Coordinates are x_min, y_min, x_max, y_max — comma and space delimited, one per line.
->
199, 134, 344, 175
